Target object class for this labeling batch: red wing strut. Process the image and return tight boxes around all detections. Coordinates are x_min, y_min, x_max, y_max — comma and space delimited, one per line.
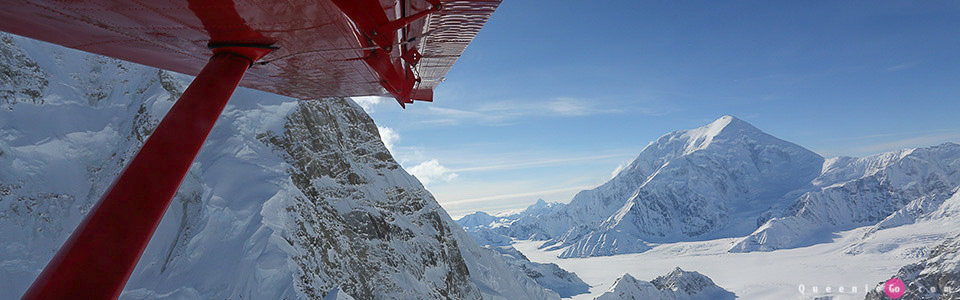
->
0, 0, 501, 298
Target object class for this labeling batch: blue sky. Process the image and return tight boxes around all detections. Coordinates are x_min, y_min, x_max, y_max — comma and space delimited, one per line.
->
355, 1, 960, 218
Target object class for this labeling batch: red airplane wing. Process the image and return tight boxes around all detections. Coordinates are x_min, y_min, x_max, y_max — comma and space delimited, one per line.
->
0, 0, 500, 106
4, 1, 503, 298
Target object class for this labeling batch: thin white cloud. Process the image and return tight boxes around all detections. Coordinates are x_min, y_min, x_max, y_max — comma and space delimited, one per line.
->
823, 128, 960, 142
546, 97, 623, 116
439, 185, 592, 206
445, 203, 539, 219
377, 126, 399, 153
850, 132, 960, 155
475, 97, 623, 117
451, 153, 633, 173
408, 159, 458, 185
351, 96, 388, 113
610, 160, 630, 179
885, 62, 919, 72
374, 127, 456, 186
419, 97, 625, 126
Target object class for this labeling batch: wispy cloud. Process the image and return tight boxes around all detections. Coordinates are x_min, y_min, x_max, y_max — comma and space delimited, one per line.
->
439, 185, 592, 206
475, 97, 624, 117
377, 126, 399, 153
849, 131, 960, 155
610, 160, 631, 179
450, 153, 633, 173
350, 96, 388, 113
885, 62, 919, 72
371, 125, 458, 185
445, 202, 540, 219
417, 97, 625, 126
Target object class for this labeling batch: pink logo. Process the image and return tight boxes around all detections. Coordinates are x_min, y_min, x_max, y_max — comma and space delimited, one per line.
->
884, 278, 906, 299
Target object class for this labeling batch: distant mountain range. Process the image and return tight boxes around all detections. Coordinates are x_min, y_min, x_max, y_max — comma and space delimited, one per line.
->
458, 116, 960, 259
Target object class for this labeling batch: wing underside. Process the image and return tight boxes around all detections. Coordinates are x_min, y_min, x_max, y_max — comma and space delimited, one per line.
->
0, 0, 500, 105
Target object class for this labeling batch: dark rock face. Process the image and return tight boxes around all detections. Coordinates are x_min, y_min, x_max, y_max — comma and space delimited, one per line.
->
259, 98, 480, 299
0, 35, 47, 106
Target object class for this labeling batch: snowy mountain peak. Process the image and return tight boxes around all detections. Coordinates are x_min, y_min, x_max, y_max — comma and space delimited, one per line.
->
677, 115, 756, 154
542, 116, 825, 257
595, 269, 735, 300
521, 199, 564, 216
652, 267, 721, 295
481, 116, 827, 258
610, 273, 642, 289
614, 115, 819, 186
457, 211, 498, 230
520, 199, 551, 215
617, 272, 639, 282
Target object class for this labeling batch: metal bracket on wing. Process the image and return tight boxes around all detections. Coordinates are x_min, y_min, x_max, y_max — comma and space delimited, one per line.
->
332, 0, 439, 107
370, 1, 441, 51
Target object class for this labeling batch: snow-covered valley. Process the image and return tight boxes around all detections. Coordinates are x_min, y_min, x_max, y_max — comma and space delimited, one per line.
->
514, 216, 959, 299
459, 115, 960, 299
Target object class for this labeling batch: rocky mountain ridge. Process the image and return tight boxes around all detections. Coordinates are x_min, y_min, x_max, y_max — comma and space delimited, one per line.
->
594, 268, 735, 300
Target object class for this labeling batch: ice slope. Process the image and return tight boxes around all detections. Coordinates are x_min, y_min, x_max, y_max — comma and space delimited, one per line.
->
0, 33, 557, 300
594, 269, 735, 300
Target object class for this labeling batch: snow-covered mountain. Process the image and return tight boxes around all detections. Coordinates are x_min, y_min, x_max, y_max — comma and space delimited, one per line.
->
458, 211, 502, 230
0, 33, 559, 299
457, 199, 566, 232
733, 143, 960, 252
483, 244, 590, 298
458, 205, 590, 298
865, 234, 960, 300
465, 116, 960, 259
489, 116, 825, 257
594, 268, 735, 300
